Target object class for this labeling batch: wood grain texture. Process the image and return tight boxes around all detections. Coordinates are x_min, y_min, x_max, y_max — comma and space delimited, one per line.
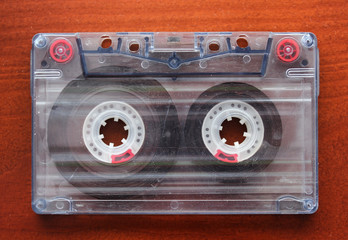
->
0, 0, 347, 239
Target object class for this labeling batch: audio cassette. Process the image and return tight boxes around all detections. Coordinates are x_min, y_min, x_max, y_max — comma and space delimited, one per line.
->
31, 32, 319, 214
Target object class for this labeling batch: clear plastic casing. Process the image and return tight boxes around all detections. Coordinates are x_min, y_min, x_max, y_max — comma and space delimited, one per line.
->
31, 32, 319, 214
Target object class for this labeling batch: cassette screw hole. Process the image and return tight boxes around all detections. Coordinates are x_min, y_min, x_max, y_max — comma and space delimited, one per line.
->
209, 42, 220, 51
301, 59, 308, 66
129, 41, 140, 53
36, 202, 43, 209
301, 33, 314, 48
304, 200, 315, 211
237, 38, 248, 48
220, 118, 247, 145
34, 35, 47, 48
41, 60, 48, 67
35, 199, 46, 211
101, 37, 112, 49
99, 118, 129, 147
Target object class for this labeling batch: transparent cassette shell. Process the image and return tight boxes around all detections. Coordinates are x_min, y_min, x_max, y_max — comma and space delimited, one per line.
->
31, 32, 319, 214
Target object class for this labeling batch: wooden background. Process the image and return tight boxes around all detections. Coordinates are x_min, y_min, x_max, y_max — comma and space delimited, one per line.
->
0, 0, 347, 239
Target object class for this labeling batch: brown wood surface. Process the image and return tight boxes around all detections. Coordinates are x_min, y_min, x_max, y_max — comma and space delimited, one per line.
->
0, 0, 347, 239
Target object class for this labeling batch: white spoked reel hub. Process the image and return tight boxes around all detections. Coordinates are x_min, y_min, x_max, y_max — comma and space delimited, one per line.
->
202, 100, 264, 163
83, 101, 145, 164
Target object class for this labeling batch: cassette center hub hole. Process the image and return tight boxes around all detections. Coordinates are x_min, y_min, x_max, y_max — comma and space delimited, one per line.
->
83, 101, 146, 164
202, 100, 265, 162
56, 46, 65, 55
219, 117, 247, 145
284, 46, 293, 54
99, 118, 129, 147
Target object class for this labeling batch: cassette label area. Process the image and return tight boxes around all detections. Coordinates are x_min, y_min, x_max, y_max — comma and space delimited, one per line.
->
31, 32, 319, 214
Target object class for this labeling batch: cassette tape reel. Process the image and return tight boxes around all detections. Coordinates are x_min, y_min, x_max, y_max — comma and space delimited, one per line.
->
48, 76, 180, 198
185, 82, 282, 179
31, 32, 319, 214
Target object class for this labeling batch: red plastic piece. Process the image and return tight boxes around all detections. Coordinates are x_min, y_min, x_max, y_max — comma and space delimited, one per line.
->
276, 38, 300, 62
214, 150, 238, 163
49, 39, 73, 63
111, 149, 134, 164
